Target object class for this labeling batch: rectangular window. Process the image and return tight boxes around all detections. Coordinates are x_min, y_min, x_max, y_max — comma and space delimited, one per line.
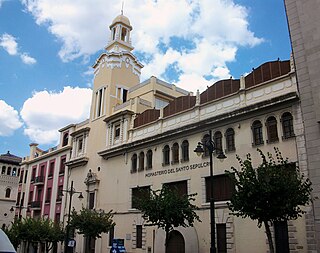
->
78, 138, 83, 152
16, 192, 21, 206
136, 225, 143, 248
95, 88, 105, 118
20, 170, 24, 183
60, 157, 66, 174
89, 192, 95, 209
55, 213, 61, 223
57, 186, 63, 201
46, 188, 52, 203
165, 180, 188, 197
132, 186, 150, 209
217, 224, 227, 253
31, 168, 36, 182
115, 124, 120, 139
24, 170, 28, 183
49, 161, 55, 177
205, 175, 234, 202
28, 191, 33, 204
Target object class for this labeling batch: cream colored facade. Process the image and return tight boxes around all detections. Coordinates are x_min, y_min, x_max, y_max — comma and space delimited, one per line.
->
19, 14, 311, 253
0, 152, 20, 228
64, 14, 308, 253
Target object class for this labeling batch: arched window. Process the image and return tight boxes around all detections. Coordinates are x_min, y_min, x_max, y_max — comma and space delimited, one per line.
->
1, 166, 5, 175
266, 116, 279, 143
225, 128, 235, 152
146, 150, 153, 170
62, 133, 69, 146
5, 188, 11, 198
202, 134, 211, 157
131, 154, 137, 173
172, 143, 179, 164
252, 120, 264, 146
12, 167, 17, 176
281, 112, 294, 139
139, 152, 145, 171
163, 145, 170, 166
7, 167, 11, 176
181, 140, 189, 162
121, 27, 127, 41
214, 131, 223, 152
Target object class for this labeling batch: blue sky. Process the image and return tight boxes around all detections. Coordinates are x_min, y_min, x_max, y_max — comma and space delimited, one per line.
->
0, 0, 291, 157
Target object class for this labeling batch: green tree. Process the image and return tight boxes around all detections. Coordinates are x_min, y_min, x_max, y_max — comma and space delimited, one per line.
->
226, 148, 312, 253
69, 207, 115, 252
4, 217, 64, 253
136, 186, 201, 252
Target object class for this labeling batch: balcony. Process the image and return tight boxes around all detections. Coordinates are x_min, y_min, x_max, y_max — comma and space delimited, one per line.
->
34, 176, 44, 185
30, 201, 42, 210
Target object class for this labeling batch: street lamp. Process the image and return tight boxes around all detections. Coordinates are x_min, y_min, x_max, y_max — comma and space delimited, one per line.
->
10, 201, 30, 219
194, 130, 226, 253
61, 180, 83, 253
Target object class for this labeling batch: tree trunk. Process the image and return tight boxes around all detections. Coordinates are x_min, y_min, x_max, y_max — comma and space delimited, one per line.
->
264, 221, 275, 253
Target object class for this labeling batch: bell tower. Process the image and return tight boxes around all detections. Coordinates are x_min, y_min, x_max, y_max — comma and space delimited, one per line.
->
90, 13, 143, 121
105, 14, 134, 53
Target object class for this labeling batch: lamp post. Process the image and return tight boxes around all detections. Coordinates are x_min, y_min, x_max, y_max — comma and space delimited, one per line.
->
61, 180, 83, 253
194, 130, 226, 253
10, 200, 30, 219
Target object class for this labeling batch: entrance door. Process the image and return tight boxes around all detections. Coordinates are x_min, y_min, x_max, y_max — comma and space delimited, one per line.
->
167, 230, 185, 253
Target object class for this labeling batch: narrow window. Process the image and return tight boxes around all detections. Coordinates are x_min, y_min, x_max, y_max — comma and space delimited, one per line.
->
274, 221, 290, 253
20, 170, 24, 183
225, 128, 235, 152
136, 225, 143, 248
214, 131, 223, 153
5, 188, 11, 198
28, 191, 33, 205
12, 167, 16, 176
24, 170, 28, 183
1, 166, 6, 174
46, 188, 52, 203
266, 116, 279, 143
78, 138, 83, 152
122, 89, 128, 103
97, 89, 103, 117
131, 154, 137, 173
121, 27, 127, 41
89, 192, 95, 209
202, 134, 211, 157
112, 28, 116, 40
60, 157, 66, 174
205, 175, 234, 202
217, 224, 227, 253
49, 161, 55, 177
162, 145, 170, 166
62, 133, 69, 146
139, 152, 145, 171
181, 140, 189, 162
57, 186, 63, 201
252, 120, 264, 146
282, 112, 294, 139
146, 150, 153, 170
171, 143, 179, 164
55, 213, 61, 223
114, 124, 121, 140
132, 186, 150, 209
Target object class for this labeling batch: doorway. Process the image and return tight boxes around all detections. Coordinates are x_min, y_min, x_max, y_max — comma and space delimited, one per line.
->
167, 230, 185, 253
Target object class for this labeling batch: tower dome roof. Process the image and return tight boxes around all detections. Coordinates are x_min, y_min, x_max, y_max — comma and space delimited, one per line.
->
110, 14, 132, 29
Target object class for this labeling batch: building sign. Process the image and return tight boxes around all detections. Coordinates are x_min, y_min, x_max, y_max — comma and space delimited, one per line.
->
145, 161, 210, 177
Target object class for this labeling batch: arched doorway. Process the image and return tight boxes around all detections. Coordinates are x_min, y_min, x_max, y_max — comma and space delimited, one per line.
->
167, 230, 185, 253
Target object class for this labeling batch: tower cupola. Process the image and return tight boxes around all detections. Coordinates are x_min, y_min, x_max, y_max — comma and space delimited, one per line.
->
106, 13, 134, 52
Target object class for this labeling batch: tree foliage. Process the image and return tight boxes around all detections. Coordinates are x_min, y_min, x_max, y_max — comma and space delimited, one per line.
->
136, 186, 201, 250
3, 217, 64, 253
69, 207, 115, 240
225, 148, 312, 253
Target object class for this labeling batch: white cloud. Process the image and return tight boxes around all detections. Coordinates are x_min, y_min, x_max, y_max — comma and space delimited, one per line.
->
0, 33, 18, 55
21, 0, 263, 92
20, 53, 37, 64
20, 86, 92, 144
0, 100, 23, 136
0, 33, 37, 64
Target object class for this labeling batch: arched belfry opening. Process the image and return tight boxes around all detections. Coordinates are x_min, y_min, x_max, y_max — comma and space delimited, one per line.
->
106, 13, 134, 52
